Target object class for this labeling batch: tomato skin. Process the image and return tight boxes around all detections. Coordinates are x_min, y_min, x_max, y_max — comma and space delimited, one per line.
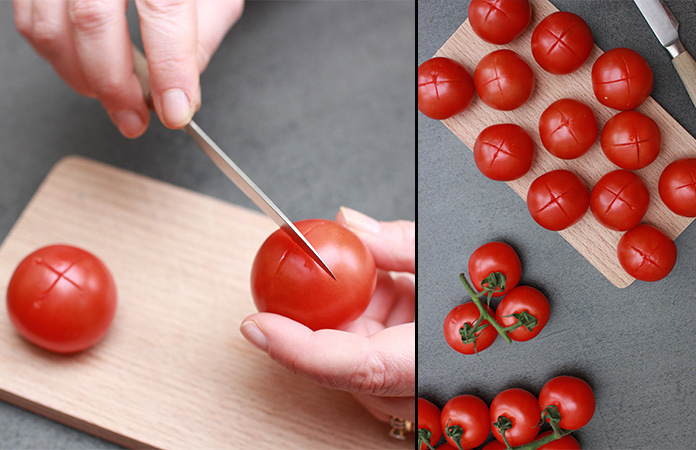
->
474, 49, 535, 111
617, 224, 677, 282
474, 124, 535, 181
659, 158, 696, 217
592, 47, 653, 110
601, 111, 661, 170
490, 388, 540, 446
531, 12, 594, 74
527, 170, 589, 231
482, 440, 507, 450
539, 98, 597, 160
418, 398, 442, 450
6, 244, 117, 354
251, 219, 376, 330
495, 286, 550, 342
468, 241, 522, 297
539, 376, 595, 430
468, 0, 531, 45
418, 57, 475, 120
590, 169, 650, 231
441, 394, 490, 450
536, 431, 582, 449
443, 302, 498, 354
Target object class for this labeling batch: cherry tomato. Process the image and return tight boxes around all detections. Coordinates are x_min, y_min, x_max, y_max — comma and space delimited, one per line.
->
539, 375, 595, 430
441, 394, 490, 450
538, 98, 597, 159
418, 398, 442, 450
6, 244, 117, 354
531, 12, 594, 74
590, 169, 650, 231
601, 111, 661, 170
482, 440, 507, 450
527, 170, 589, 231
251, 219, 376, 330
592, 47, 653, 110
418, 57, 476, 120
443, 302, 498, 355
474, 123, 535, 181
495, 286, 550, 342
468, 0, 531, 45
617, 224, 677, 282
659, 158, 696, 217
536, 431, 582, 449
490, 388, 540, 446
468, 241, 522, 297
474, 49, 535, 111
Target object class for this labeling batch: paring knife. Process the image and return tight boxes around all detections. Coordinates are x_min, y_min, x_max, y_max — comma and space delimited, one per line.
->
634, 0, 696, 108
131, 47, 336, 279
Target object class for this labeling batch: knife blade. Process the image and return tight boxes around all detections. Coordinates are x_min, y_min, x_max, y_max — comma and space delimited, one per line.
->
131, 47, 335, 279
634, 0, 696, 108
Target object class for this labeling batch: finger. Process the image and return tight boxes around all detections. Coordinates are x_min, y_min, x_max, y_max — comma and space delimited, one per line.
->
135, 0, 199, 129
68, 0, 149, 138
352, 393, 416, 423
195, 0, 243, 72
335, 207, 415, 274
385, 275, 415, 327
240, 313, 415, 397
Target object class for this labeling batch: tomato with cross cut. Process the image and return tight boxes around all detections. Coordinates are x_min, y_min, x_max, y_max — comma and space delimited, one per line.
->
468, 0, 531, 45
617, 224, 677, 281
474, 49, 535, 111
601, 111, 661, 170
538, 98, 597, 160
527, 169, 590, 231
531, 11, 594, 75
659, 158, 696, 217
590, 169, 650, 231
418, 57, 476, 120
592, 47, 653, 111
473, 123, 535, 181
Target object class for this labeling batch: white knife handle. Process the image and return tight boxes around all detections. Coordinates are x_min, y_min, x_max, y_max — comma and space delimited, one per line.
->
672, 50, 696, 109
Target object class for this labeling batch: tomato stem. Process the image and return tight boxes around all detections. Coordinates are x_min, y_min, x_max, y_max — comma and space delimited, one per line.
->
507, 428, 573, 450
459, 273, 512, 344
443, 420, 466, 450
416, 428, 436, 450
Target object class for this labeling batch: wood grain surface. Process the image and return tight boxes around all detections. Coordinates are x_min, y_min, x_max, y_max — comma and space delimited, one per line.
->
434, 0, 696, 288
0, 156, 412, 449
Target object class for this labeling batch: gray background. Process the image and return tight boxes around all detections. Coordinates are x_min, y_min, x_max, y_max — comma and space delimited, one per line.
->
0, 0, 414, 448
419, 1, 696, 449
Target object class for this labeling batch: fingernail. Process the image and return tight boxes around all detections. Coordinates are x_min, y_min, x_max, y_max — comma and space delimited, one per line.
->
110, 109, 146, 138
340, 207, 380, 235
240, 321, 268, 352
161, 88, 193, 128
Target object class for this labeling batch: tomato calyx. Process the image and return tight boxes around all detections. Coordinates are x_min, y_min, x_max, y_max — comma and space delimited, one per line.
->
459, 320, 490, 352
417, 427, 436, 450
480, 272, 507, 300
501, 310, 538, 333
493, 406, 574, 450
492, 415, 514, 449
541, 405, 564, 437
444, 419, 467, 450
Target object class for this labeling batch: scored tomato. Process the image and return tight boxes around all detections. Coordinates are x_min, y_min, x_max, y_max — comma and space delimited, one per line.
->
538, 98, 597, 160
490, 388, 540, 447
617, 224, 677, 282
495, 285, 550, 342
443, 302, 498, 355
250, 219, 376, 330
468, 0, 531, 45
468, 241, 522, 297
418, 398, 442, 450
601, 111, 661, 170
539, 375, 595, 430
527, 170, 589, 231
418, 57, 476, 120
474, 123, 535, 181
659, 158, 696, 217
531, 11, 594, 74
590, 169, 650, 231
592, 47, 653, 110
474, 49, 535, 111
536, 431, 582, 449
441, 394, 490, 450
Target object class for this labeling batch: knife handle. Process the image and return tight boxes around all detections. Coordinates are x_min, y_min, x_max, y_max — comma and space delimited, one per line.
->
131, 46, 154, 110
672, 50, 696, 109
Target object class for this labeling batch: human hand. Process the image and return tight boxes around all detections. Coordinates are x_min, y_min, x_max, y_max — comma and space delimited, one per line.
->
13, 0, 244, 138
240, 207, 415, 426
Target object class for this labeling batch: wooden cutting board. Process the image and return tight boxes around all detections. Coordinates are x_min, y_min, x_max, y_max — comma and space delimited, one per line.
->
0, 156, 412, 449
434, 0, 696, 288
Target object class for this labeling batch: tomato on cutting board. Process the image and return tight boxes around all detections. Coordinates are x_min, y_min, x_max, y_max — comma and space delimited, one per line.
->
531, 11, 594, 75
592, 47, 653, 111
473, 123, 535, 181
418, 57, 476, 120
659, 158, 696, 217
474, 49, 535, 111
600, 111, 661, 170
538, 98, 597, 160
590, 169, 650, 231
527, 170, 589, 231
468, 0, 531, 45
617, 224, 677, 282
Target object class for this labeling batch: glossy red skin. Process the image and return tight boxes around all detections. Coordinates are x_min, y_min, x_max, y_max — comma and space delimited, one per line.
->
592, 47, 653, 110
659, 158, 696, 217
7, 244, 117, 353
601, 111, 661, 170
527, 170, 589, 231
617, 224, 677, 282
418, 398, 442, 450
495, 286, 550, 342
251, 219, 376, 330
441, 395, 490, 450
418, 57, 475, 120
539, 376, 595, 430
474, 123, 535, 181
468, 241, 522, 297
474, 49, 535, 111
590, 169, 650, 231
539, 98, 597, 159
537, 431, 582, 450
443, 302, 498, 354
490, 388, 540, 446
531, 12, 594, 74
468, 0, 531, 45
482, 440, 507, 450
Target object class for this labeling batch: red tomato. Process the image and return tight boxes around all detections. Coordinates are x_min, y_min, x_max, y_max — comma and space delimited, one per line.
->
536, 431, 582, 449
468, 241, 522, 297
468, 0, 531, 45
495, 286, 550, 342
617, 224, 677, 282
538, 98, 597, 159
539, 375, 595, 430
418, 57, 475, 120
531, 12, 594, 74
441, 394, 490, 450
590, 169, 650, 231
527, 170, 589, 231
251, 219, 376, 330
601, 111, 661, 170
474, 123, 535, 181
659, 158, 696, 217
490, 388, 540, 446
482, 440, 507, 450
474, 49, 535, 111
443, 302, 498, 354
418, 398, 442, 450
6, 244, 117, 354
592, 47, 653, 110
